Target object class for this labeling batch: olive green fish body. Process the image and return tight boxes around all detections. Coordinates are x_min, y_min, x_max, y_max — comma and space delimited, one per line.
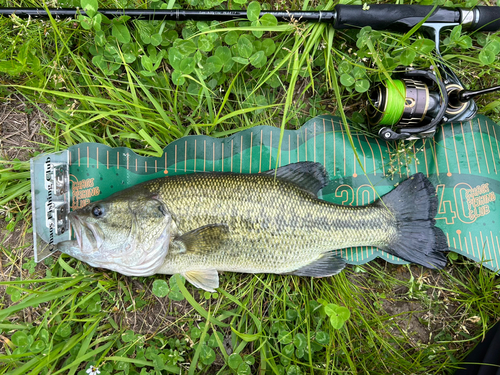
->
149, 173, 394, 276
58, 162, 448, 291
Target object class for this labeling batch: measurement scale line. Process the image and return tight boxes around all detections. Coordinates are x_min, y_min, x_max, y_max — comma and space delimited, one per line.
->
259, 130, 263, 172
450, 124, 461, 174
478, 120, 490, 174
441, 131, 451, 175
305, 128, 308, 162
490, 231, 499, 270
323, 120, 326, 168
375, 138, 385, 175
269, 132, 272, 170
413, 145, 418, 174
492, 124, 500, 173
185, 141, 187, 173
485, 121, 498, 174
469, 121, 481, 173
423, 141, 429, 177
364, 135, 376, 175
222, 143, 224, 172
175, 145, 177, 173
250, 133, 253, 173
460, 122, 472, 173
314, 123, 316, 163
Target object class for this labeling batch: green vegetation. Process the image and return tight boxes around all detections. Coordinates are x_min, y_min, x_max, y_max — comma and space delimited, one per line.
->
1, 0, 500, 373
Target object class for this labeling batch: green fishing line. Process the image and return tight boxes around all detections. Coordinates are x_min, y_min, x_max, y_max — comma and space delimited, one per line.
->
379, 79, 405, 126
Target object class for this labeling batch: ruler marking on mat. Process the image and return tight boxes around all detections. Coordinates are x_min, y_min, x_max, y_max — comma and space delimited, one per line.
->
145, 161, 147, 173
423, 141, 429, 177
213, 143, 215, 172
478, 119, 490, 174
323, 120, 326, 167
486, 121, 498, 174
365, 135, 376, 175
78, 148, 81, 167
194, 140, 197, 172
106, 151, 109, 170
269, 132, 272, 170
470, 121, 481, 173
250, 133, 253, 173
175, 145, 177, 173
477, 120, 490, 174
185, 141, 187, 173
451, 123, 461, 174
460, 122, 472, 174
259, 129, 263, 173
231, 140, 234, 173
442, 131, 450, 175
492, 125, 500, 173
135, 158, 137, 172
413, 145, 418, 174
375, 138, 385, 176
314, 123, 316, 163
204, 140, 206, 172
490, 231, 499, 270
222, 143, 224, 172
240, 136, 243, 174
305, 128, 308, 162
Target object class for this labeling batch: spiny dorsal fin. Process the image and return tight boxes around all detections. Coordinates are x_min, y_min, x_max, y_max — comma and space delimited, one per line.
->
288, 252, 346, 277
182, 269, 219, 291
263, 161, 329, 196
171, 224, 229, 254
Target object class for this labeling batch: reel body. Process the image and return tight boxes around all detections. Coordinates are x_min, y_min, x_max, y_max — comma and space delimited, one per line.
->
367, 67, 483, 140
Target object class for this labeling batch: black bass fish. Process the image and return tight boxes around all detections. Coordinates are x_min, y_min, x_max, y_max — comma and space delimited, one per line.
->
57, 162, 448, 291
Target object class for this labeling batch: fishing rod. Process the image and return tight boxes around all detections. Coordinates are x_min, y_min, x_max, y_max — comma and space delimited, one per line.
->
3, 4, 500, 140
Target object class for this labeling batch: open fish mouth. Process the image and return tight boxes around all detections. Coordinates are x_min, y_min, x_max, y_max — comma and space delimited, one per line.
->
69, 213, 83, 250
69, 213, 102, 253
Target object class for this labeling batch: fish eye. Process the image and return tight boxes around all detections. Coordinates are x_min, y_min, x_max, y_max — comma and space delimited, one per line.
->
92, 205, 104, 217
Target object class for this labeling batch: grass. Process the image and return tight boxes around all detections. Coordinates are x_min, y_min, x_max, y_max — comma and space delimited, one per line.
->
1, 0, 500, 373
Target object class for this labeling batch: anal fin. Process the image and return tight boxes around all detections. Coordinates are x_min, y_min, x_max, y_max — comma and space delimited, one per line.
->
289, 253, 346, 277
183, 269, 220, 292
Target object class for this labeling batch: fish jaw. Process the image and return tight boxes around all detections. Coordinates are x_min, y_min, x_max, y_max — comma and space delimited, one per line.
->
57, 207, 172, 277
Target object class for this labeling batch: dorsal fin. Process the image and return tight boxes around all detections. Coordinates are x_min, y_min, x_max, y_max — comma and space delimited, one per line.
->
263, 162, 329, 195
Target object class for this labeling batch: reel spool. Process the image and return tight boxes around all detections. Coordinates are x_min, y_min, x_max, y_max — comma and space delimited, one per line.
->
367, 68, 500, 140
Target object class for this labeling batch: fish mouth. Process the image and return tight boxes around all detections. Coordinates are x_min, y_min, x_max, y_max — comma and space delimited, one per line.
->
69, 213, 103, 253
69, 213, 83, 250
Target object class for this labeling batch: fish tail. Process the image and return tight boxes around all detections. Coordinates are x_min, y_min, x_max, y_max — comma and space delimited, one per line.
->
378, 173, 448, 269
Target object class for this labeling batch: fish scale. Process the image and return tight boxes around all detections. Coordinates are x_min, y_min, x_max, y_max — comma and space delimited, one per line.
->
152, 173, 394, 275
58, 162, 448, 291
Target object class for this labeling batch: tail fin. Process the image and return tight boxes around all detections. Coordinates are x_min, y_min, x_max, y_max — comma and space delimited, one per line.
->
378, 173, 448, 269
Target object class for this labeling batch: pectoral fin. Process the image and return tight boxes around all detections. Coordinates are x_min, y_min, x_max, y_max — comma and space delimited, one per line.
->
171, 224, 229, 254
288, 253, 346, 277
183, 269, 219, 291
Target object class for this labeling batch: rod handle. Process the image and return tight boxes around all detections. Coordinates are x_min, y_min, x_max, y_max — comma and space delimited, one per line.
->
471, 6, 500, 31
334, 5, 459, 31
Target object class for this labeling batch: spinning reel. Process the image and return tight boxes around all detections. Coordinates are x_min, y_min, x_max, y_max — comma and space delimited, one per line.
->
367, 65, 500, 141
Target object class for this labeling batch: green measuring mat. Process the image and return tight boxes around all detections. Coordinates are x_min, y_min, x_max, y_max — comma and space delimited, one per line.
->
31, 115, 500, 272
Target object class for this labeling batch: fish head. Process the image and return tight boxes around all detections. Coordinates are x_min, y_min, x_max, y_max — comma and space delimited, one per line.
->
58, 192, 172, 276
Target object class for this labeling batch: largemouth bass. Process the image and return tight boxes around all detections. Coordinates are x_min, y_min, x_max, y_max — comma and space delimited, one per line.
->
57, 162, 448, 291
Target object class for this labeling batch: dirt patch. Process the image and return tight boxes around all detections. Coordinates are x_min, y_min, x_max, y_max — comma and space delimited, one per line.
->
0, 95, 48, 161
